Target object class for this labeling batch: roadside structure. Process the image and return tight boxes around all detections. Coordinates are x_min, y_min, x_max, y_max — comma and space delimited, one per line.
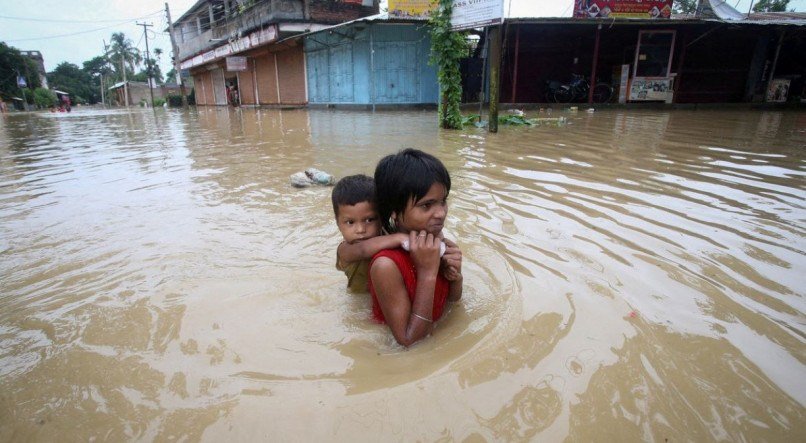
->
302, 14, 439, 107
493, 0, 806, 105
108, 81, 174, 106
171, 0, 378, 107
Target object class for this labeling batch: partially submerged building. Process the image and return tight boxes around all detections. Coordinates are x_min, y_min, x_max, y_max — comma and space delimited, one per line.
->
302, 15, 439, 107
171, 0, 805, 108
172, 0, 378, 106
20, 50, 48, 89
494, 0, 806, 104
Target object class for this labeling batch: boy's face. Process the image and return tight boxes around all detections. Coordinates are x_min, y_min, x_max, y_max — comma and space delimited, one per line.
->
337, 201, 381, 244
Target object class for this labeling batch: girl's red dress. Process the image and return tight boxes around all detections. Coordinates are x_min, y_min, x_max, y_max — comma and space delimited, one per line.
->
368, 248, 450, 323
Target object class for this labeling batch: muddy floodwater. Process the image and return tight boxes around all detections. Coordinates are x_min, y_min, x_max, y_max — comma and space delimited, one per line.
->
1, 107, 804, 441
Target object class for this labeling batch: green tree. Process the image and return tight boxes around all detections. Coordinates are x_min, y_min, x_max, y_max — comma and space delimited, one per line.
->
48, 62, 98, 104
33, 87, 56, 109
753, 0, 791, 12
83, 56, 113, 78
153, 48, 163, 66
133, 57, 163, 84
83, 56, 113, 105
165, 68, 177, 84
673, 0, 697, 14
429, 0, 466, 129
0, 42, 41, 102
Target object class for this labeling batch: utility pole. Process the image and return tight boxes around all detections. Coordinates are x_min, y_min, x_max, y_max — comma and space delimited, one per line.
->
121, 55, 130, 107
165, 2, 188, 108
100, 42, 108, 107
137, 21, 156, 107
488, 24, 502, 133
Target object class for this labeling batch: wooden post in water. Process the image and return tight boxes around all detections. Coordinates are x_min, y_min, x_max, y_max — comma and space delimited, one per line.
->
588, 24, 602, 105
488, 25, 502, 133
765, 29, 785, 103
510, 24, 520, 103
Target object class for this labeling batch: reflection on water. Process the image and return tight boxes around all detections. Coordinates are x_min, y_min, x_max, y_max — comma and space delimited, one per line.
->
0, 107, 804, 440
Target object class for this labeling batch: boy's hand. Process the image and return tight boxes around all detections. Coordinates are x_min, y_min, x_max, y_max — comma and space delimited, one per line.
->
441, 238, 463, 282
394, 232, 409, 248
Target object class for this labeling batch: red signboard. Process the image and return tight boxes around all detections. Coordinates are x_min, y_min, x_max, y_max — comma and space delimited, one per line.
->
573, 1, 673, 19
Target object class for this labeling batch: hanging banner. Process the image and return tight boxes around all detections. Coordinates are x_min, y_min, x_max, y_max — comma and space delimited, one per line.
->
573, 1, 673, 19
226, 56, 248, 72
388, 0, 437, 18
451, 0, 504, 30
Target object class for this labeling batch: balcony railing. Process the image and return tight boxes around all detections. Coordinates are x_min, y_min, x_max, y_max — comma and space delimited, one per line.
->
175, 0, 304, 61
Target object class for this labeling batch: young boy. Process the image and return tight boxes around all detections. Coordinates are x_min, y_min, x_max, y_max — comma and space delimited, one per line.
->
332, 174, 407, 292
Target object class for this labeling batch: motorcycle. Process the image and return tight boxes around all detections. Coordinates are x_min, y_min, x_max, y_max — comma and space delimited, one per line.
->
545, 74, 613, 103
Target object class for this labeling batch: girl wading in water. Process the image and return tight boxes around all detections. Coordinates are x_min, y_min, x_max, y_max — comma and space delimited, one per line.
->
369, 149, 463, 347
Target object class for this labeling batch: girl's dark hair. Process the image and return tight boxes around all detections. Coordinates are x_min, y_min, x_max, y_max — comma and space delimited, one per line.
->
374, 149, 451, 233
331, 174, 375, 217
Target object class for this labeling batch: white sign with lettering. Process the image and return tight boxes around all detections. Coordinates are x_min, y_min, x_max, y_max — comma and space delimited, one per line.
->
451, 0, 504, 30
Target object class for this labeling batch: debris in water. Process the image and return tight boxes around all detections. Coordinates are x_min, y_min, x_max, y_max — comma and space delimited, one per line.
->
290, 168, 335, 188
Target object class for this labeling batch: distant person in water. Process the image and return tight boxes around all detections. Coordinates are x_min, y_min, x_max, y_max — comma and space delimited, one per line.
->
332, 174, 409, 293
369, 149, 463, 347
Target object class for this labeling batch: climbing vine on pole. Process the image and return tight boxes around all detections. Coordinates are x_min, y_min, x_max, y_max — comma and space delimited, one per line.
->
429, 0, 466, 129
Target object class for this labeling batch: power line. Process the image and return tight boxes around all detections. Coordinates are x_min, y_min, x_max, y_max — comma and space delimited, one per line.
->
4, 10, 163, 42
0, 11, 161, 24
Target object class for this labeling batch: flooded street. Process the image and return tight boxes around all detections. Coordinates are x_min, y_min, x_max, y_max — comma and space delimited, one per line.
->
1, 107, 804, 440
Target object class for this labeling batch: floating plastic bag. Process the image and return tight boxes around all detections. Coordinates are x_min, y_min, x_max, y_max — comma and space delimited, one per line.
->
290, 168, 335, 187
305, 168, 334, 185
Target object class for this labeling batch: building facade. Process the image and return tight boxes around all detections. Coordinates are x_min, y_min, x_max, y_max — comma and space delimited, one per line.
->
495, 16, 805, 105
492, 1, 806, 105
172, 0, 377, 106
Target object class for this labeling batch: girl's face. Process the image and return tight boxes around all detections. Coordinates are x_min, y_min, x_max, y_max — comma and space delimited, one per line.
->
396, 183, 448, 235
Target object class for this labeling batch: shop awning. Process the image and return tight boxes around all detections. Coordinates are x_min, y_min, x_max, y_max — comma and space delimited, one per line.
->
53, 90, 69, 95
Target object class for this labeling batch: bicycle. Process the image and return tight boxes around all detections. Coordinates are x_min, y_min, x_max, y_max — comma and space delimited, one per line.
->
545, 74, 613, 104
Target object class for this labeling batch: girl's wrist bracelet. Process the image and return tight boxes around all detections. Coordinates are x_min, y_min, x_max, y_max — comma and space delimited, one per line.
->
412, 312, 433, 323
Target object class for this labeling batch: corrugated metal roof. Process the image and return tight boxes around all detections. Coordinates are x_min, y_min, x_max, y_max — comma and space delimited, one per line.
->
749, 11, 806, 20
701, 0, 745, 21
276, 13, 428, 43
507, 15, 806, 27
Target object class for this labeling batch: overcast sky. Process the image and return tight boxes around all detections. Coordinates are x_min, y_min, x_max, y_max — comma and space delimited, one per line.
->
1, 0, 804, 75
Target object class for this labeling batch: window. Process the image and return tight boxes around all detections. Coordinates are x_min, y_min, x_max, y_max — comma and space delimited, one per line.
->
634, 30, 675, 78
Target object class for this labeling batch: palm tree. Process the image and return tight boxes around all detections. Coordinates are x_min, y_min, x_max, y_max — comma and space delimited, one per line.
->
106, 32, 142, 81
106, 32, 142, 106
